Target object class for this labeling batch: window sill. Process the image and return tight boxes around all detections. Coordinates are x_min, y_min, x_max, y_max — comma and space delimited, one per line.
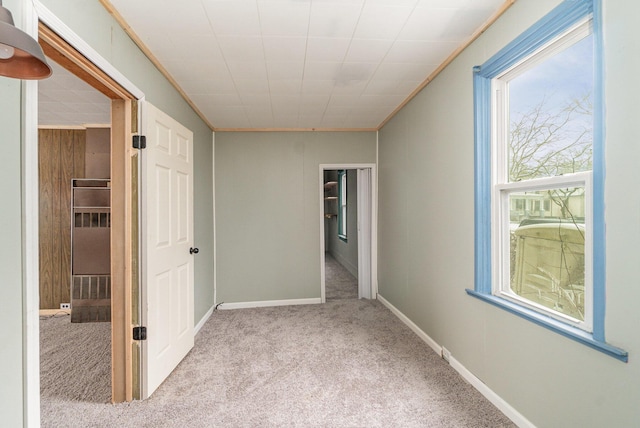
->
466, 289, 628, 362
338, 235, 348, 243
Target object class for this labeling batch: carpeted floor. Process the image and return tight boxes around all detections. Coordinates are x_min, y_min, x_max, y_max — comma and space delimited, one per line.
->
325, 253, 358, 300
40, 313, 111, 405
40, 299, 515, 427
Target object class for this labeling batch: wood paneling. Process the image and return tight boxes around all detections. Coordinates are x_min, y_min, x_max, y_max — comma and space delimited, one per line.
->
38, 129, 86, 309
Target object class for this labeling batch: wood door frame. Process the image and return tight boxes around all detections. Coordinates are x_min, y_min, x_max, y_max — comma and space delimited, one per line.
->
23, 2, 145, 425
319, 164, 378, 303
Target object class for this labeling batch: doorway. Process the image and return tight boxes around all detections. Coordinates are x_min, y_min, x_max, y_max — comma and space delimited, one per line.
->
319, 164, 377, 303
24, 14, 142, 422
38, 57, 114, 405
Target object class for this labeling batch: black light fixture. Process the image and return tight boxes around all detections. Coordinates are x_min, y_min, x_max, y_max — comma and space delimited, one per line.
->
0, 0, 51, 79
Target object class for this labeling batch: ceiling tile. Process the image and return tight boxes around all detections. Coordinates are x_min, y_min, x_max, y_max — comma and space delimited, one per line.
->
258, 1, 311, 37
334, 62, 378, 86
263, 37, 307, 61
385, 40, 459, 64
306, 38, 351, 63
308, 2, 363, 38
234, 78, 271, 94
397, 8, 458, 41
227, 61, 268, 80
266, 61, 305, 80
168, 34, 225, 62
303, 61, 342, 81
239, 93, 272, 107
164, 60, 231, 81
373, 62, 434, 82
353, 4, 415, 40
181, 79, 237, 95
203, 1, 261, 36
269, 79, 302, 94
217, 36, 265, 61
345, 39, 393, 63
301, 79, 336, 95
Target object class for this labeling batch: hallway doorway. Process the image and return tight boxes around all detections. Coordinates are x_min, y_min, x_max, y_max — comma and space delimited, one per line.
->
319, 164, 377, 303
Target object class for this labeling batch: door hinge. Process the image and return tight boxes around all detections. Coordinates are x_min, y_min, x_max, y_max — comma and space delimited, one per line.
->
133, 135, 146, 149
133, 326, 147, 341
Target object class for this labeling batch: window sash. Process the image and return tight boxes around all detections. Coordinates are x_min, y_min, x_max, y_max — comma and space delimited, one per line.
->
492, 173, 593, 331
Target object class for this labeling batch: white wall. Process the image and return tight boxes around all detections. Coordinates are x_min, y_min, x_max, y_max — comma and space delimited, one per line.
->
215, 132, 375, 304
377, 0, 640, 426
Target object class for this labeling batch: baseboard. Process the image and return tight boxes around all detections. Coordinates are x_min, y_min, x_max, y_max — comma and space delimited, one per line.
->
39, 309, 71, 316
377, 293, 534, 428
218, 298, 322, 310
449, 356, 535, 428
330, 251, 358, 278
377, 294, 441, 355
194, 306, 215, 335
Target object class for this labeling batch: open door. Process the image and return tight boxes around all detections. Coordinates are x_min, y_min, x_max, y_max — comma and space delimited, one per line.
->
141, 102, 195, 398
357, 168, 373, 299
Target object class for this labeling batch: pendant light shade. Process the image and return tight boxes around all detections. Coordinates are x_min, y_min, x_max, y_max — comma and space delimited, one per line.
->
0, 1, 51, 79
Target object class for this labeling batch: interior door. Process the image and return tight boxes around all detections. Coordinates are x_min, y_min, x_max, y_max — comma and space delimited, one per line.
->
141, 102, 195, 398
357, 168, 372, 299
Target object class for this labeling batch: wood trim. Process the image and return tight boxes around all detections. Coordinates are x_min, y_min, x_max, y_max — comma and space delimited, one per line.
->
38, 22, 136, 101
39, 309, 71, 316
110, 99, 134, 403
214, 127, 378, 133
377, 0, 516, 130
98, 0, 216, 131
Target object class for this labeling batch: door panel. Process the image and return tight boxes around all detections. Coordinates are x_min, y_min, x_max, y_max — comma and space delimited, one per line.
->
142, 102, 194, 398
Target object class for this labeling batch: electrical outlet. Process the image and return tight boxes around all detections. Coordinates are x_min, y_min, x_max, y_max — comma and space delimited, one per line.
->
441, 347, 451, 363
60, 303, 71, 310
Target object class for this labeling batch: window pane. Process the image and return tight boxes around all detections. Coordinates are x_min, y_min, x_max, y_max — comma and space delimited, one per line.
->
508, 35, 593, 182
509, 187, 585, 321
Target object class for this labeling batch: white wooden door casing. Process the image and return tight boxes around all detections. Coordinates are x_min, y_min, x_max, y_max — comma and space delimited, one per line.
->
141, 102, 194, 398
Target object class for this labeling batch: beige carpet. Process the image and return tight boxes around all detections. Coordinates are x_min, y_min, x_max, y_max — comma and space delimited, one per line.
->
41, 300, 515, 427
325, 253, 358, 300
40, 313, 111, 405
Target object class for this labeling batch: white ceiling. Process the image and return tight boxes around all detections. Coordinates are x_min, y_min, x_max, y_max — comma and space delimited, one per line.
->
39, 0, 507, 130
38, 59, 111, 127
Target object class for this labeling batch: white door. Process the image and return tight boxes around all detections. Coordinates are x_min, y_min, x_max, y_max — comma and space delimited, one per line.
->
357, 168, 372, 299
141, 102, 195, 398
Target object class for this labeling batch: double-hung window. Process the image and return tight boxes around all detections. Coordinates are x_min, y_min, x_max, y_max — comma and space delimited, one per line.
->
338, 170, 347, 241
468, 0, 627, 361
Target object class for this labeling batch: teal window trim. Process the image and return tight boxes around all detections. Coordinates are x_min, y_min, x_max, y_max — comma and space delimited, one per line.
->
338, 170, 347, 242
468, 0, 628, 362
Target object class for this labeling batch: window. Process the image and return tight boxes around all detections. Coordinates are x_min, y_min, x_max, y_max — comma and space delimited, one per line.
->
338, 170, 347, 241
468, 0, 627, 361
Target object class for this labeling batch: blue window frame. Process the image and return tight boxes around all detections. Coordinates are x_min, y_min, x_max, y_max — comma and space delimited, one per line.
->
338, 170, 347, 241
467, 0, 627, 362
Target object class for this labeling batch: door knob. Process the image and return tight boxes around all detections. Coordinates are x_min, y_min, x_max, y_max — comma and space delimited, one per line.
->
190, 247, 199, 255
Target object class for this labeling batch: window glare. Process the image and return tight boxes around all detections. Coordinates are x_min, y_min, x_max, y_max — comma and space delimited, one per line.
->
508, 34, 594, 182
508, 188, 586, 322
